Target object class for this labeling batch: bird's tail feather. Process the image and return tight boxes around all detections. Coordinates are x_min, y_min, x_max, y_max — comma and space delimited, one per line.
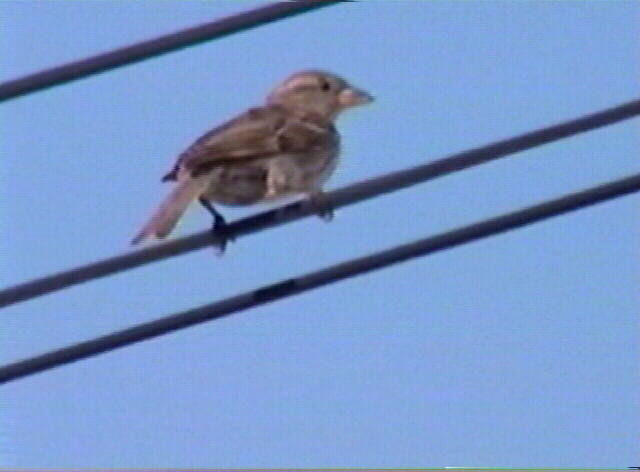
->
131, 177, 209, 245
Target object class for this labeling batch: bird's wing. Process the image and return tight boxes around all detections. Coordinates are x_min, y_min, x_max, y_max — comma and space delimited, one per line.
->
163, 105, 335, 180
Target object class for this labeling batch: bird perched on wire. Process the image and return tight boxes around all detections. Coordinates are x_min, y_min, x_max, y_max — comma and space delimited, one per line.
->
131, 69, 373, 249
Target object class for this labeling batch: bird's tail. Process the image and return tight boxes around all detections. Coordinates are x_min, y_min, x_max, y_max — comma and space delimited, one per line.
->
131, 177, 209, 245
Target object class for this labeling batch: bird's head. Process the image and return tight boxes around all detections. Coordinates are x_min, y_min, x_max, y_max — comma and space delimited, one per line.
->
266, 70, 373, 120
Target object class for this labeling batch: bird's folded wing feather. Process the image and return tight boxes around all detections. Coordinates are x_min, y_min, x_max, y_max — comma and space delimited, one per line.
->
164, 105, 334, 180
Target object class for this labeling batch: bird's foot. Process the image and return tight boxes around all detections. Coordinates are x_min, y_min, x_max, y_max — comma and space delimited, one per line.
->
309, 191, 334, 222
199, 197, 234, 255
210, 214, 235, 256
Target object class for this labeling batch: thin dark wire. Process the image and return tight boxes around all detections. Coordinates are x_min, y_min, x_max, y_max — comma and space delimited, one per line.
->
1, 172, 638, 385
0, 1, 345, 102
1, 98, 639, 310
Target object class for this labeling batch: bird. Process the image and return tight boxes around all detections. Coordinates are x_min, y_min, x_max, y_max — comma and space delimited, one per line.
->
131, 70, 373, 249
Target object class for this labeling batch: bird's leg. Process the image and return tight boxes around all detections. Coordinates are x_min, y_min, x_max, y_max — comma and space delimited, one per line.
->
199, 197, 233, 254
199, 197, 226, 227
308, 190, 334, 222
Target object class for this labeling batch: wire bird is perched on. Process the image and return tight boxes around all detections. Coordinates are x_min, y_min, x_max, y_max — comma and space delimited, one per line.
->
132, 70, 373, 247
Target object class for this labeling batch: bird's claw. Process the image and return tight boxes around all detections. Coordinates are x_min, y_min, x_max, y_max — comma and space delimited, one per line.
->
210, 215, 234, 256
317, 206, 334, 222
309, 192, 334, 222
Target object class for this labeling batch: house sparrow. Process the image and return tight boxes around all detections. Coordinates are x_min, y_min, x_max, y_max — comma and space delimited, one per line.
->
131, 70, 373, 247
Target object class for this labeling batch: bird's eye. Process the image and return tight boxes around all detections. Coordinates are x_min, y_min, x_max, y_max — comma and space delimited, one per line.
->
320, 80, 331, 92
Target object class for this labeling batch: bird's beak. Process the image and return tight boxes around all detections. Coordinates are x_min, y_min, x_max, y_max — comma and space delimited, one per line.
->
338, 87, 374, 107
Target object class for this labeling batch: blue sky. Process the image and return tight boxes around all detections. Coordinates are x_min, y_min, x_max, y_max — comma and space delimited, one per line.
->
1, 1, 638, 468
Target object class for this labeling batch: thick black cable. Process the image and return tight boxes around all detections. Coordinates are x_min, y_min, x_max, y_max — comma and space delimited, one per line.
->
1, 172, 639, 385
0, 1, 345, 102
1, 98, 639, 309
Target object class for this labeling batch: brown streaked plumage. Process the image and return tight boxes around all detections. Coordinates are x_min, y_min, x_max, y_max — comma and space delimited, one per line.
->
132, 70, 373, 246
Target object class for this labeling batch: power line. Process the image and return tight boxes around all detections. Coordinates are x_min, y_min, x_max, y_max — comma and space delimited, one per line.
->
0, 1, 345, 102
1, 172, 638, 385
1, 98, 639, 310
